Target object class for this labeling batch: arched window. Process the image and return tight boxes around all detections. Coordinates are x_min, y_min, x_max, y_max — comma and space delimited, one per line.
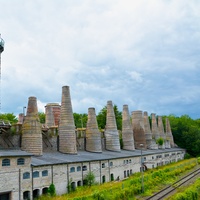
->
42, 170, 48, 177
102, 163, 105, 168
82, 165, 87, 171
33, 171, 39, 178
23, 172, 30, 179
23, 191, 30, 200
77, 166, 81, 172
109, 161, 113, 167
70, 167, 75, 173
2, 159, 10, 166
17, 158, 25, 165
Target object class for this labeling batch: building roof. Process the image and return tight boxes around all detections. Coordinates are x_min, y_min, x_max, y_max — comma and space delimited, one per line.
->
31, 147, 184, 166
0, 149, 33, 157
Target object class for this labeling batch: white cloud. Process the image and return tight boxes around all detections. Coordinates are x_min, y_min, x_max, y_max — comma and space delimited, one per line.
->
0, 0, 200, 118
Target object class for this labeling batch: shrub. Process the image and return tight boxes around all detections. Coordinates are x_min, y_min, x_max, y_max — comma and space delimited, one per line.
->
48, 183, 56, 196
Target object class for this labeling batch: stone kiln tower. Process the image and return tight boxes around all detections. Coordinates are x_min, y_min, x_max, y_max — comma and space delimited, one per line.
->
158, 116, 166, 149
132, 111, 147, 149
21, 97, 43, 155
45, 103, 61, 127
151, 113, 160, 140
86, 107, 102, 153
143, 111, 156, 149
58, 86, 77, 154
122, 105, 135, 151
166, 118, 174, 148
104, 101, 121, 151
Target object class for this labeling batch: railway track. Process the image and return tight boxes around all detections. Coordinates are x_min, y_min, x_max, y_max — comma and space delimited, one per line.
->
145, 167, 200, 200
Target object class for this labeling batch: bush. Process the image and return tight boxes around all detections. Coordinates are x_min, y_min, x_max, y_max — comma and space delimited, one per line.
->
48, 183, 56, 196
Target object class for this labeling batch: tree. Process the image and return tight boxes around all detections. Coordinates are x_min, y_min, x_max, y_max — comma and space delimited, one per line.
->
0, 113, 18, 124
48, 183, 56, 196
38, 112, 45, 124
83, 171, 95, 186
73, 113, 87, 128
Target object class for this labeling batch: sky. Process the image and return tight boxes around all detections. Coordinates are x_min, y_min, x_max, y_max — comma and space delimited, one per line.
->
0, 0, 200, 119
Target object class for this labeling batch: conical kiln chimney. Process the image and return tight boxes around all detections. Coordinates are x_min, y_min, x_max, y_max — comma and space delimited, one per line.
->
166, 118, 174, 148
132, 111, 147, 149
21, 96, 43, 155
58, 86, 77, 154
151, 113, 160, 140
158, 116, 166, 149
122, 105, 135, 150
86, 107, 102, 153
104, 101, 121, 151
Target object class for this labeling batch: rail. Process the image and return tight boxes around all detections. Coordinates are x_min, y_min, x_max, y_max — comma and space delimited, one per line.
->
146, 167, 200, 200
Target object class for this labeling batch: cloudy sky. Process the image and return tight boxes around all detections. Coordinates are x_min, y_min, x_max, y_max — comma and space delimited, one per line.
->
0, 0, 200, 119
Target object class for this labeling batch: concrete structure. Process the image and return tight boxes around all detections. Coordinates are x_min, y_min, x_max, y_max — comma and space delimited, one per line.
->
21, 97, 43, 156
104, 101, 121, 152
132, 111, 147, 149
86, 107, 102, 153
151, 113, 160, 140
58, 86, 77, 154
122, 105, 135, 151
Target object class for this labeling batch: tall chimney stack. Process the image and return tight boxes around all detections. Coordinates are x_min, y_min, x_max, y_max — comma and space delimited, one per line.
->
58, 86, 77, 154
122, 105, 135, 150
158, 116, 166, 149
104, 101, 121, 151
132, 111, 147, 149
166, 118, 174, 148
86, 108, 102, 153
151, 113, 160, 140
21, 96, 43, 155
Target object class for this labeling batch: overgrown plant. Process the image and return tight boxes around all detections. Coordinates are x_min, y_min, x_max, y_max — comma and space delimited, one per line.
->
156, 137, 164, 146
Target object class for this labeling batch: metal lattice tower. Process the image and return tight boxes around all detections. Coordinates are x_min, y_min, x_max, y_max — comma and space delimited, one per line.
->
0, 35, 4, 112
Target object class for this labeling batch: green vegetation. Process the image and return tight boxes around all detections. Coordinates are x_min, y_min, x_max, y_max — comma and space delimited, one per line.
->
83, 172, 96, 187
0, 113, 17, 124
48, 183, 56, 196
38, 158, 197, 200
156, 137, 164, 146
163, 115, 200, 157
169, 158, 200, 200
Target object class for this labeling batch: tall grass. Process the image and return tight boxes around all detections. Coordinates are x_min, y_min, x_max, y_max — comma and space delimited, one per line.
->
38, 158, 197, 200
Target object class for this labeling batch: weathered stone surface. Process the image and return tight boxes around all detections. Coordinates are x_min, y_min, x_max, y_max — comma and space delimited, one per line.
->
132, 111, 147, 149
158, 116, 166, 149
86, 107, 102, 153
151, 113, 160, 140
122, 105, 135, 151
166, 118, 174, 148
143, 111, 158, 149
45, 103, 61, 127
21, 96, 43, 156
58, 86, 77, 154
104, 101, 121, 151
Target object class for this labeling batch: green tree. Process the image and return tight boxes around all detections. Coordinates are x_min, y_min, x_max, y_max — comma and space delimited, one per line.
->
0, 113, 18, 124
48, 183, 56, 196
83, 171, 95, 186
73, 113, 87, 128
38, 112, 45, 124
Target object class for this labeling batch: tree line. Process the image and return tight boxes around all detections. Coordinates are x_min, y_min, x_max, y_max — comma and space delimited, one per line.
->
1, 107, 200, 157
